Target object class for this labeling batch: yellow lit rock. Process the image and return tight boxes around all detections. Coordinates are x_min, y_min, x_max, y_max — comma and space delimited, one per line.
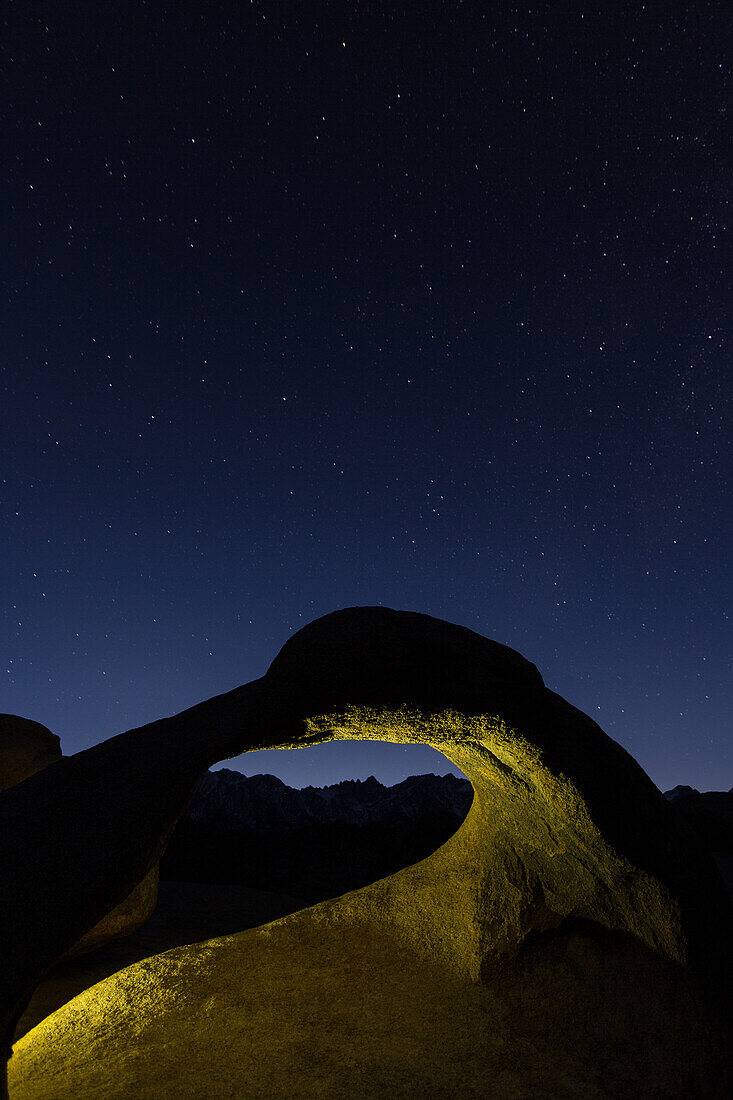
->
4, 609, 732, 1096
10, 903, 721, 1099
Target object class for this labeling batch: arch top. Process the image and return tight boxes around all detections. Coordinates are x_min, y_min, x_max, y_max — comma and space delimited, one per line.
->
233, 606, 732, 994
263, 606, 547, 729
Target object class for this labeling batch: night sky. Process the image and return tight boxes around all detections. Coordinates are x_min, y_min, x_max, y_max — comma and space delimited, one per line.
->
3, 2, 730, 792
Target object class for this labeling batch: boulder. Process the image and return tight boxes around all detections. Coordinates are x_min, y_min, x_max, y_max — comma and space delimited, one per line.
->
3, 609, 732, 1097
0, 715, 61, 791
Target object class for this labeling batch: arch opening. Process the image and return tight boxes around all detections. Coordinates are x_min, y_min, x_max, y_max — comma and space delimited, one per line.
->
5, 607, 730, 1099
14, 738, 473, 1044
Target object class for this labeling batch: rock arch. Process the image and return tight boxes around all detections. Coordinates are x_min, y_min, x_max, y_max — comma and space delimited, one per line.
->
3, 608, 731, 1097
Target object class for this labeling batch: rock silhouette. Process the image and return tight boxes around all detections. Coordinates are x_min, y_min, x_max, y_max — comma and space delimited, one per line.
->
0, 715, 159, 963
666, 786, 733, 903
3, 608, 732, 1097
0, 715, 60, 792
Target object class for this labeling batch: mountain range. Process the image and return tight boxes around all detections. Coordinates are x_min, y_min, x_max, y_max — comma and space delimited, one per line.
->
162, 770, 473, 903
160, 770, 733, 905
187, 768, 474, 833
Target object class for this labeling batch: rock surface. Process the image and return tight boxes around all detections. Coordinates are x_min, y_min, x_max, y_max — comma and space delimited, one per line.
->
12, 913, 727, 1100
3, 608, 732, 1097
0, 715, 61, 791
64, 863, 160, 959
14, 881, 305, 1044
0, 713, 159, 1026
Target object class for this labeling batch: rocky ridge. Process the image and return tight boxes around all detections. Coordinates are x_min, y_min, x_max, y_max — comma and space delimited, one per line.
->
187, 768, 473, 833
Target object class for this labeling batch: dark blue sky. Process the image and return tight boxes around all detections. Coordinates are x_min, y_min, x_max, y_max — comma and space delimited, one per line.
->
3, 2, 730, 793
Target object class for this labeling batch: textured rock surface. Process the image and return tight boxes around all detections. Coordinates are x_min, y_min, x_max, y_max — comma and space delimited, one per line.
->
3, 609, 732, 1096
14, 881, 305, 1044
11, 915, 727, 1100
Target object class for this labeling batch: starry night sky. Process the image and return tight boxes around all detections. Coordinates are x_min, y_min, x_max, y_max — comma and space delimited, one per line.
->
3, 2, 730, 791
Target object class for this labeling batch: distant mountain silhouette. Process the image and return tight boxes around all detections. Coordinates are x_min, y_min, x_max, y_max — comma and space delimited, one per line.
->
161, 771, 474, 903
664, 786, 733, 845
188, 768, 473, 831
163, 773, 733, 907
665, 784, 700, 802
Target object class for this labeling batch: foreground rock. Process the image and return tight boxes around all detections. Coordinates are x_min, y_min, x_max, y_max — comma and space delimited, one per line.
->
3, 608, 732, 1097
14, 881, 305, 1043
0, 715, 61, 792
0, 714, 159, 966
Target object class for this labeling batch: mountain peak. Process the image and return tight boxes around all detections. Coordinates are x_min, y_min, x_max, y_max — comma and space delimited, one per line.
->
187, 769, 473, 834
664, 785, 700, 802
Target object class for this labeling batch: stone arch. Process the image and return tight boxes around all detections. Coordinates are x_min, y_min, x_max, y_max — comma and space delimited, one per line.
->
254, 607, 729, 985
3, 608, 731, 1097
254, 707, 681, 984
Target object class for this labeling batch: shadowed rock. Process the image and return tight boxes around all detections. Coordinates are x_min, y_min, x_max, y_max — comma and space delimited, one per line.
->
0, 715, 160, 965
0, 715, 61, 792
3, 608, 732, 1097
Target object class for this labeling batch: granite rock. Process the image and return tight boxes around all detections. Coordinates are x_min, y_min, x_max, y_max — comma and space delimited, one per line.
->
3, 609, 732, 1097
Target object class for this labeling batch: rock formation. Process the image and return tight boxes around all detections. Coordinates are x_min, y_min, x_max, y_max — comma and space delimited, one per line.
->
0, 715, 61, 792
666, 786, 733, 852
3, 608, 732, 1097
0, 715, 158, 976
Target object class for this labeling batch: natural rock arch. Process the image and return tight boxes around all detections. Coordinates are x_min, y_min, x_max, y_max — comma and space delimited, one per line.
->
3, 608, 731, 1097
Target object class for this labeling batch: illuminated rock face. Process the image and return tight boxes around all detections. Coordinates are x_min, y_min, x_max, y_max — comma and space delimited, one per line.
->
3, 609, 732, 1097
